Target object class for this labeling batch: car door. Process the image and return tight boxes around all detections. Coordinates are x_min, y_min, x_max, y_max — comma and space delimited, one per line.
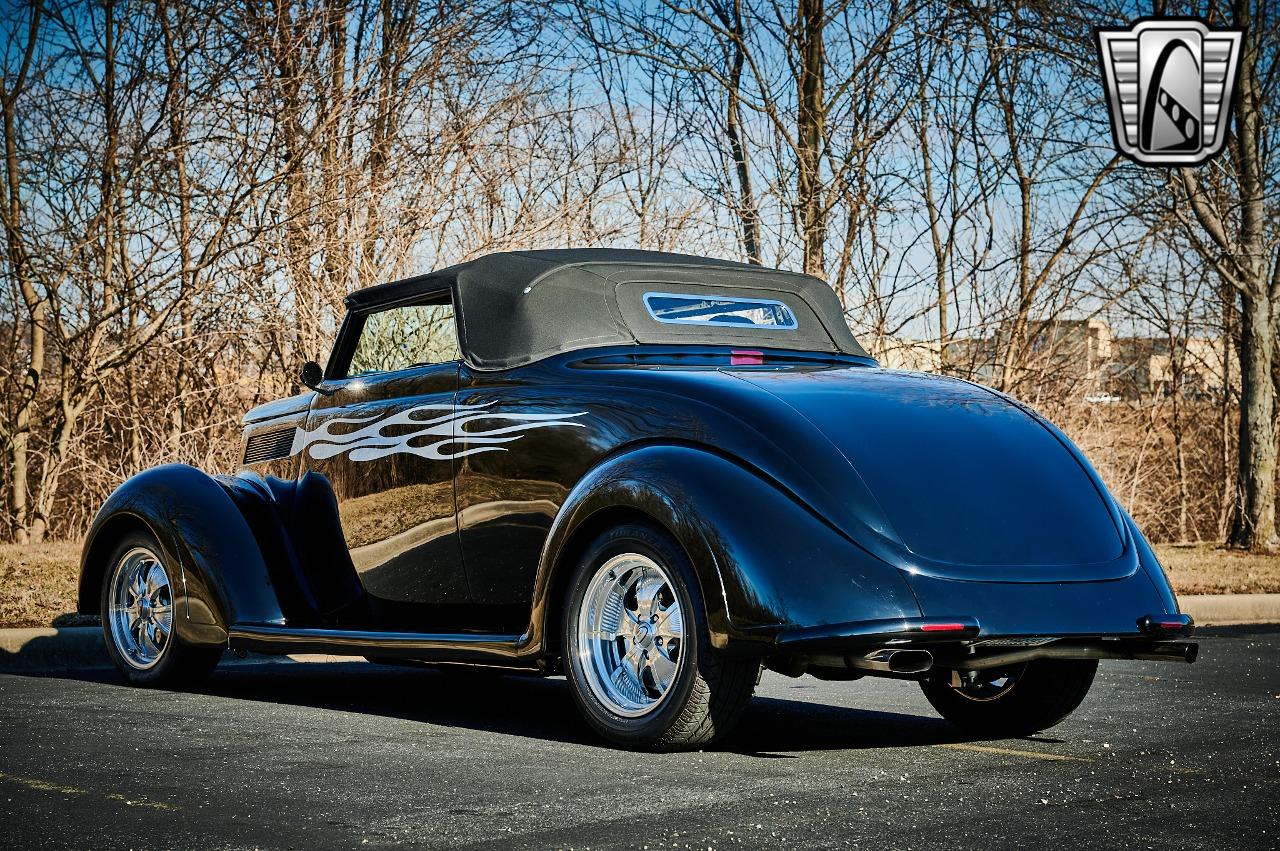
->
452, 364, 602, 630
295, 290, 469, 628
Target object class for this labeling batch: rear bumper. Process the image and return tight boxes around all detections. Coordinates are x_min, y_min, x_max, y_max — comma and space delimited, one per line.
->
771, 610, 1193, 650
760, 612, 1197, 676
930, 637, 1198, 669
773, 616, 982, 650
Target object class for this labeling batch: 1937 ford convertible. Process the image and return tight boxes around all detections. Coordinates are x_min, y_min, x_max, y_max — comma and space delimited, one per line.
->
80, 249, 1197, 749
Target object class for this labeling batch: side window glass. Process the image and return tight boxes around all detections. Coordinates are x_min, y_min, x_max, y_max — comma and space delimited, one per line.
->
346, 300, 460, 377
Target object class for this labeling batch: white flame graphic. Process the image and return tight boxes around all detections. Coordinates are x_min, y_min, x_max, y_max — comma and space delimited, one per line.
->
291, 403, 587, 462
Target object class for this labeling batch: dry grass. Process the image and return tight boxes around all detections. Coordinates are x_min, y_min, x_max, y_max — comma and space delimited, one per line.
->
0, 542, 83, 629
1153, 542, 1280, 596
0, 539, 1276, 629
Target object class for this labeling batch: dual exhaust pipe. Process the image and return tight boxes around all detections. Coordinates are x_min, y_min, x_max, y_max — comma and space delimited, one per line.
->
836, 639, 1198, 678
951, 640, 1198, 670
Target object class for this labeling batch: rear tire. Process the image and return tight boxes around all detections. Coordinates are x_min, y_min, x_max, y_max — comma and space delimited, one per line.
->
921, 659, 1098, 737
100, 530, 222, 687
561, 522, 757, 750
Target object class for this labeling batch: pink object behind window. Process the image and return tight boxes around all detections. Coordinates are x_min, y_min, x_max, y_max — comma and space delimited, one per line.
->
731, 350, 764, 366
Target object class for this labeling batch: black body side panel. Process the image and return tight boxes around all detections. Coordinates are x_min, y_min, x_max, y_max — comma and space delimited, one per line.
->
220, 473, 365, 625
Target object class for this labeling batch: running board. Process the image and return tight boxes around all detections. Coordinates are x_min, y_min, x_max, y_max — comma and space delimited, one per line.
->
227, 625, 535, 667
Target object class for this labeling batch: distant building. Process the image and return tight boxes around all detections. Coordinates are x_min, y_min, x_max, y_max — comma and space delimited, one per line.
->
874, 338, 941, 372
870, 319, 1236, 400
998, 318, 1114, 385
1111, 336, 1235, 399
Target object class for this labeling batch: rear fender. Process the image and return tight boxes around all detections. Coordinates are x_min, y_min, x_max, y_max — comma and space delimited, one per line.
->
530, 444, 921, 656
1128, 511, 1181, 614
79, 464, 285, 646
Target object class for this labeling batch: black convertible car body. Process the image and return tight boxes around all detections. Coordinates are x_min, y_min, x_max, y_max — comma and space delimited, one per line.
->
80, 248, 1196, 748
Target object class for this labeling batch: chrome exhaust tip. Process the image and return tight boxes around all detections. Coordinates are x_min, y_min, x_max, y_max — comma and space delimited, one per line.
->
847, 648, 934, 675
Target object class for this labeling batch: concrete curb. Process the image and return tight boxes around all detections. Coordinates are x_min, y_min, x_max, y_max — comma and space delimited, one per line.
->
1180, 593, 1280, 626
1, 595, 1277, 672
0, 627, 110, 671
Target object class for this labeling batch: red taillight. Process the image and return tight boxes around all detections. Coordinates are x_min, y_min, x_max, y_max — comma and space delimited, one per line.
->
1139, 614, 1193, 636
920, 623, 967, 632
731, 350, 764, 366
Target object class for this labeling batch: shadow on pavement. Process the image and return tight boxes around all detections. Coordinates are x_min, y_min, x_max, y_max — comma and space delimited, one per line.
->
731, 695, 968, 755
0, 626, 110, 672
11, 659, 981, 754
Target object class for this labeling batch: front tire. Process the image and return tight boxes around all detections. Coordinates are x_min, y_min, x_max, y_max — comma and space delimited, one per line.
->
561, 522, 757, 750
101, 530, 222, 687
920, 659, 1098, 737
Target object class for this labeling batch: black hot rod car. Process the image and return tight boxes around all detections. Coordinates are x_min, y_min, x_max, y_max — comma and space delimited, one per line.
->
80, 248, 1196, 749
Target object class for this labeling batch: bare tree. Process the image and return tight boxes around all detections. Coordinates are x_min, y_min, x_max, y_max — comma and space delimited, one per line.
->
0, 0, 43, 542
0, 0, 1272, 552
1158, 0, 1278, 551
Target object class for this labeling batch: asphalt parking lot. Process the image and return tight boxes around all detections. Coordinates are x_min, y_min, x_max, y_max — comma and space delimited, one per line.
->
0, 628, 1276, 851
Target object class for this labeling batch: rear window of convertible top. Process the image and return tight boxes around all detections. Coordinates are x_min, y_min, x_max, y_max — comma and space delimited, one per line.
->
642, 291, 798, 330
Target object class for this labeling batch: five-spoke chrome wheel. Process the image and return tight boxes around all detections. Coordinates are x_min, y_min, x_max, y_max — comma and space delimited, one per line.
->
576, 552, 685, 717
107, 546, 174, 670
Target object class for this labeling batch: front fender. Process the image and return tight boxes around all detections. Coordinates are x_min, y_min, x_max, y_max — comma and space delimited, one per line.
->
531, 444, 922, 656
79, 464, 284, 646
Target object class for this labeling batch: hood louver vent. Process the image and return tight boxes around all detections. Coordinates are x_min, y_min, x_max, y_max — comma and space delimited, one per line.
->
243, 428, 296, 465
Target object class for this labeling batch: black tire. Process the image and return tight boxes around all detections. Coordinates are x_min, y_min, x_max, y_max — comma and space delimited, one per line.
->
920, 659, 1098, 737
100, 530, 223, 687
561, 522, 757, 750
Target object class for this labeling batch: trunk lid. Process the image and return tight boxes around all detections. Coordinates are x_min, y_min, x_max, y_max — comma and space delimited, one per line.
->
731, 367, 1132, 582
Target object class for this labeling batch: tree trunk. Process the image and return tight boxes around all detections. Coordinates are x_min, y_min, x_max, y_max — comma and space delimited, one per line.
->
1218, 282, 1237, 541
988, 15, 1033, 394
4, 93, 41, 542
1224, 0, 1278, 551
795, 0, 825, 277
159, 0, 192, 458
1229, 293, 1278, 550
917, 69, 947, 371
1, 2, 43, 543
718, 0, 760, 265
1169, 345, 1189, 541
319, 0, 348, 300
268, 0, 319, 362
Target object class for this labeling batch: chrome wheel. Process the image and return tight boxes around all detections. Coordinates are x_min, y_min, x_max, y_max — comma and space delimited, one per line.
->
576, 552, 685, 718
107, 546, 174, 670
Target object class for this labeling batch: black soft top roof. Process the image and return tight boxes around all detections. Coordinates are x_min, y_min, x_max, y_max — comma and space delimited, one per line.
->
346, 248, 868, 370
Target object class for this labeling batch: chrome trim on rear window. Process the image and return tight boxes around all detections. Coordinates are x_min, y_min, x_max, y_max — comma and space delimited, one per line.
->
642, 291, 799, 330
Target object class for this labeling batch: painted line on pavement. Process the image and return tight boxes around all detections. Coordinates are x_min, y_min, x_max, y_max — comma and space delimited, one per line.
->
0, 770, 177, 810
935, 743, 1090, 762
